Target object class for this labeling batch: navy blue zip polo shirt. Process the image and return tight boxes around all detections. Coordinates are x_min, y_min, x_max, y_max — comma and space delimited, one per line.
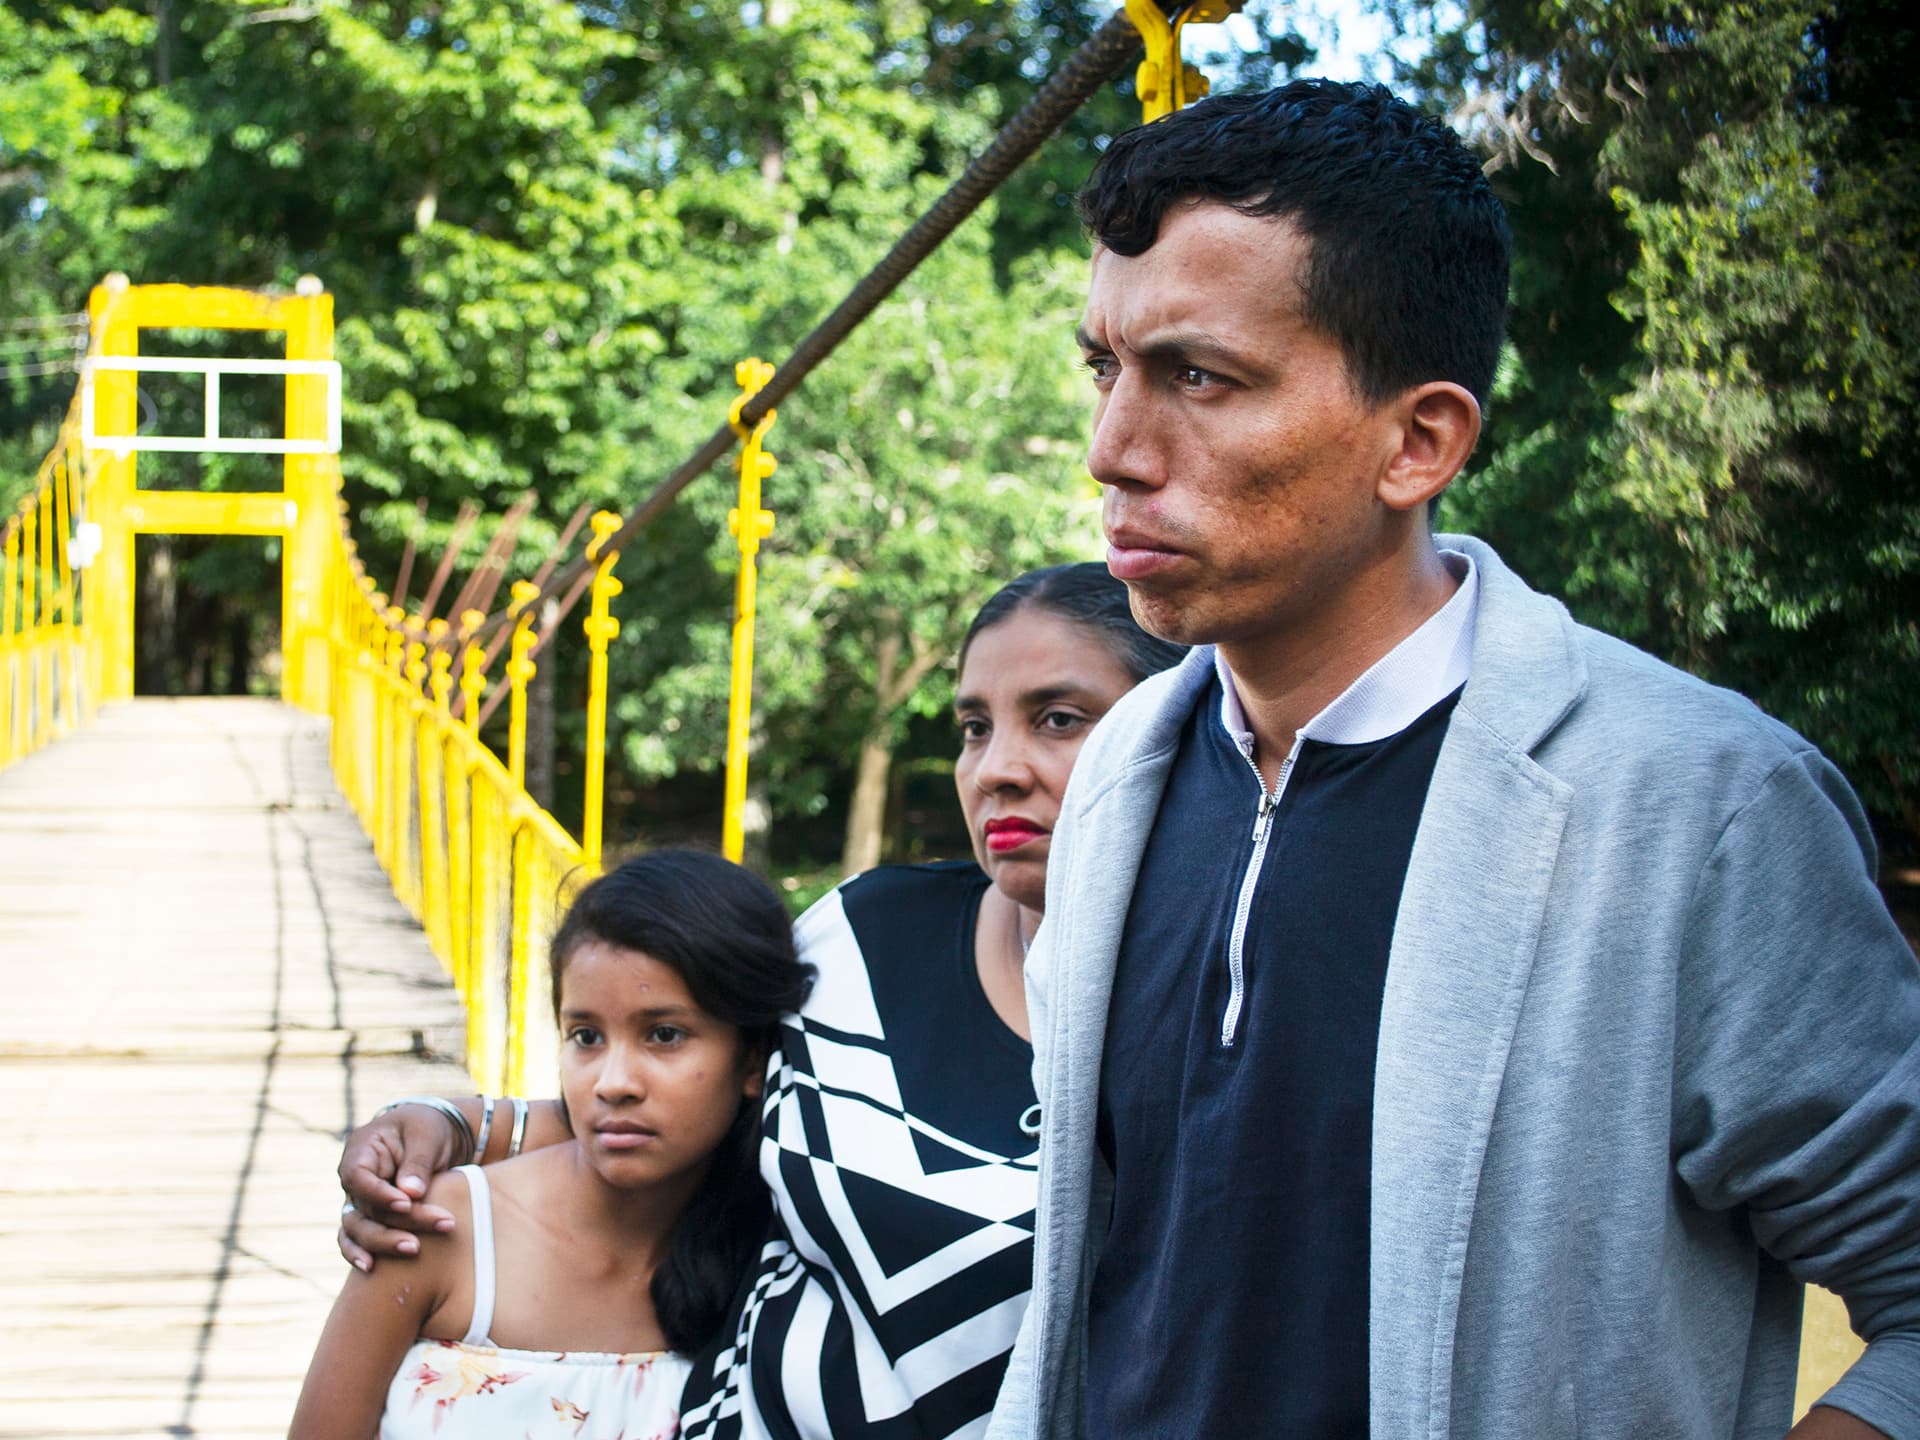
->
1086, 554, 1478, 1437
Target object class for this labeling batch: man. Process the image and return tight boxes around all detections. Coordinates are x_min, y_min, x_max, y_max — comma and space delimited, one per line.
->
985, 80, 1920, 1438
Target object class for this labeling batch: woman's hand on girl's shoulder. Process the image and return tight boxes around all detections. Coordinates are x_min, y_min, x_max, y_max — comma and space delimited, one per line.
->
337, 1103, 468, 1267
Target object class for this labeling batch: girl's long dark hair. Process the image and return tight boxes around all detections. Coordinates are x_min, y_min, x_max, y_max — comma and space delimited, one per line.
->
549, 849, 813, 1354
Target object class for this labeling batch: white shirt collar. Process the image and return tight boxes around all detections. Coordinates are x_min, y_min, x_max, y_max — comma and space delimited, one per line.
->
1217, 549, 1478, 754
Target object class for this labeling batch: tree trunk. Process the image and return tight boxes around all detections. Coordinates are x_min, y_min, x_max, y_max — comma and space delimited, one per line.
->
882, 754, 910, 863
742, 704, 772, 875
136, 538, 177, 695
759, 0, 795, 254
226, 612, 252, 694
1880, 753, 1920, 851
840, 730, 892, 879
841, 631, 900, 877
154, 0, 174, 86
838, 622, 947, 877
527, 597, 558, 812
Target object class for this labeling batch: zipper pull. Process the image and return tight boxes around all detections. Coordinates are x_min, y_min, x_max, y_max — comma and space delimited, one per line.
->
1252, 790, 1276, 842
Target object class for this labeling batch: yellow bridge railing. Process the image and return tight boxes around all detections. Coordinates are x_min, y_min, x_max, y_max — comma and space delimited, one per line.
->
0, 272, 812, 1096
0, 278, 645, 1097
325, 497, 589, 1095
0, 387, 93, 768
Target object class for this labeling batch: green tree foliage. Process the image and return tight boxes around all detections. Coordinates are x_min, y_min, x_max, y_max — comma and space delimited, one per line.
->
3, 0, 1292, 864
1404, 0, 1920, 840
613, 237, 1101, 872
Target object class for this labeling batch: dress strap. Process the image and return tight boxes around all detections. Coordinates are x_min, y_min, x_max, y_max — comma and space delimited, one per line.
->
455, 1164, 496, 1346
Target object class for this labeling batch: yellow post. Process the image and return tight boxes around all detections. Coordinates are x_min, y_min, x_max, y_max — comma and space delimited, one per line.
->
406, 627, 429, 693
376, 606, 406, 870
21, 502, 38, 751
283, 277, 336, 713
36, 482, 54, 739
506, 823, 533, 1097
398, 622, 428, 912
458, 608, 487, 737
420, 621, 454, 958
88, 275, 137, 704
1123, 1, 1235, 121
2, 520, 17, 766
505, 579, 539, 789
580, 511, 623, 869
722, 358, 778, 865
428, 619, 453, 717
52, 456, 79, 731
446, 609, 485, 994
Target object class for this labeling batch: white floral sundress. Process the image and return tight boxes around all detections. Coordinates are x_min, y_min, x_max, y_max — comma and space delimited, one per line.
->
378, 1166, 691, 1439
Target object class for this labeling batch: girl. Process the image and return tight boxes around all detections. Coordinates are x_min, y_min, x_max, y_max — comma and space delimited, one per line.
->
292, 850, 813, 1440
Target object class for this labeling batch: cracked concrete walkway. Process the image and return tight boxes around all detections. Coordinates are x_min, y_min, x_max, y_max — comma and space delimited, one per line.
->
0, 699, 471, 1438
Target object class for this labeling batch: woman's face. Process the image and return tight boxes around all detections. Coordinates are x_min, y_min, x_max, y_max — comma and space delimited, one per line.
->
557, 939, 762, 1190
954, 606, 1140, 914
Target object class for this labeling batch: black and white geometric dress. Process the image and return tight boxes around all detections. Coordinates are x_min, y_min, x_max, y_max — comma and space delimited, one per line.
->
679, 862, 1039, 1440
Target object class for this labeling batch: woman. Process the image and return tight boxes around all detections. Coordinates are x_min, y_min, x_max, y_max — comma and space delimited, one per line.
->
336, 562, 1185, 1437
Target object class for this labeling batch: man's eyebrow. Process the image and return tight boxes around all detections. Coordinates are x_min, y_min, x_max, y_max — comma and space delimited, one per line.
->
1075, 325, 1254, 373
1133, 329, 1251, 371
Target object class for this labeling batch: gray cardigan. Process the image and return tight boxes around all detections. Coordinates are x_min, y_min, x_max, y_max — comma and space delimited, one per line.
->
987, 536, 1920, 1439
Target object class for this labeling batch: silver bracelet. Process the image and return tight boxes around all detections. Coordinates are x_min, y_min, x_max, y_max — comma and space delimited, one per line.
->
472, 1095, 497, 1164
507, 1096, 529, 1159
377, 1095, 477, 1166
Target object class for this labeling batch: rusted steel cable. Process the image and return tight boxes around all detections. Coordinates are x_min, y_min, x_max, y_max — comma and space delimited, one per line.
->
415, 498, 479, 626
441, 493, 535, 637
455, 502, 592, 721
458, 5, 1150, 650
390, 496, 429, 610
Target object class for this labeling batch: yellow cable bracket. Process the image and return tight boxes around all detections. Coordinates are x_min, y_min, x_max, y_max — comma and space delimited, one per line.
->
505, 579, 540, 790
581, 510, 624, 870
723, 357, 778, 866
1124, 0, 1238, 123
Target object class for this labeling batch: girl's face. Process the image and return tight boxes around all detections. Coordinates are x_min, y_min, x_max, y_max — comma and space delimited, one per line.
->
557, 939, 763, 1189
953, 607, 1139, 914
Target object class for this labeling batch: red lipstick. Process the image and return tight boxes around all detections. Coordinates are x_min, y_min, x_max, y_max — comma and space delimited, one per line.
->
983, 817, 1046, 854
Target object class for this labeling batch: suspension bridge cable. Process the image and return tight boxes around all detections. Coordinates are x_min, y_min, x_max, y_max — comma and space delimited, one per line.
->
458, 4, 1156, 649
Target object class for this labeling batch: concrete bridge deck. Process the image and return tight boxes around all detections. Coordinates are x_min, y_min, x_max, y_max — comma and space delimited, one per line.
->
0, 700, 471, 1439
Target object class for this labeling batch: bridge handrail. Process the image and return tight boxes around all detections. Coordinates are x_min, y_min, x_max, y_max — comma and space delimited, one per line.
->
1, 387, 96, 767
326, 489, 583, 1093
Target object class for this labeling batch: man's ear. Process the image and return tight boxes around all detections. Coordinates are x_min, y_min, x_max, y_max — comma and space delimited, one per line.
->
1377, 381, 1481, 513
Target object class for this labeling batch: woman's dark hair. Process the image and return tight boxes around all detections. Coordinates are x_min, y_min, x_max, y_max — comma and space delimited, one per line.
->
959, 561, 1188, 682
549, 848, 813, 1354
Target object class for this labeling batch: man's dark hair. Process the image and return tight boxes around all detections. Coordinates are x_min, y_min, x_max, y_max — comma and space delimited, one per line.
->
1078, 79, 1511, 408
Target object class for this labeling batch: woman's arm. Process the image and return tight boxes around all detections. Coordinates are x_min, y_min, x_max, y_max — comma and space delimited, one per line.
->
336, 1098, 569, 1268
